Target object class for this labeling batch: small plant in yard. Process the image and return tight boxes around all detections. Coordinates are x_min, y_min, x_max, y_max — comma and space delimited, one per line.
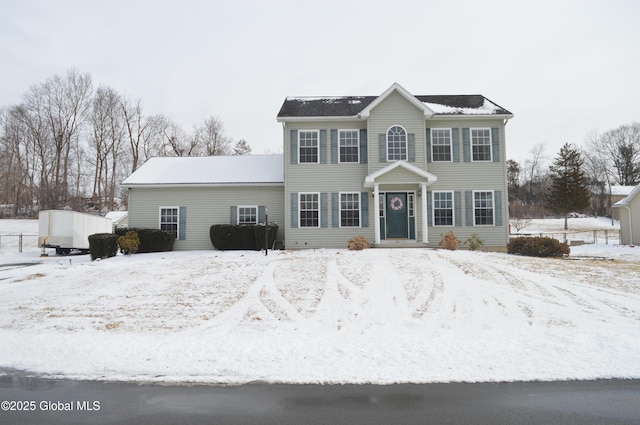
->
464, 233, 484, 251
118, 230, 140, 256
348, 235, 370, 250
439, 231, 461, 250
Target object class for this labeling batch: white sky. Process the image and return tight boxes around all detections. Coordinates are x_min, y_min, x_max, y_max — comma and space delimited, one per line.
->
1, 0, 638, 164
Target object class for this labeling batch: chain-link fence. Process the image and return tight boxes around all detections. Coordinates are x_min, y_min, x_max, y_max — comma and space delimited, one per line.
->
0, 233, 39, 253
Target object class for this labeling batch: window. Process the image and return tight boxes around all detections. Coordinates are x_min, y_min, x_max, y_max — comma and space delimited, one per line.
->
387, 125, 407, 161
474, 191, 494, 225
299, 130, 319, 163
433, 192, 453, 226
471, 128, 492, 161
299, 193, 319, 227
431, 129, 452, 161
238, 206, 257, 224
160, 207, 179, 234
339, 130, 359, 163
379, 192, 385, 217
340, 193, 360, 227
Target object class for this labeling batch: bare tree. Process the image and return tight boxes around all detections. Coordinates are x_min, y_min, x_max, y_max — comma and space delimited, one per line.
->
121, 96, 149, 173
193, 115, 231, 156
598, 123, 640, 186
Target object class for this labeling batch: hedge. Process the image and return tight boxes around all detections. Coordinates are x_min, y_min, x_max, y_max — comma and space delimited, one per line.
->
507, 236, 570, 257
210, 224, 278, 250
115, 228, 176, 253
88, 233, 119, 261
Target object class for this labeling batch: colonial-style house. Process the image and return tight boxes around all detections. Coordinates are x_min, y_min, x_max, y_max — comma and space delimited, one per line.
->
613, 184, 640, 245
122, 83, 514, 251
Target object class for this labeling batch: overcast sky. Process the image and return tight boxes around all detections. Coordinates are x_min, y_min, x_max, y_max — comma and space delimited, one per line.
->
1, 0, 638, 164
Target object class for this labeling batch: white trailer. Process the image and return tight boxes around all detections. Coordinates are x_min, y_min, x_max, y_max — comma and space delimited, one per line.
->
38, 210, 113, 254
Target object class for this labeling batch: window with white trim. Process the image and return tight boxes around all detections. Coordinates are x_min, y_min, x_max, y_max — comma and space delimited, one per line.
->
431, 129, 452, 161
160, 207, 179, 235
379, 192, 385, 217
339, 130, 359, 163
299, 193, 319, 227
433, 192, 453, 226
299, 130, 319, 163
474, 191, 494, 225
387, 125, 407, 161
238, 206, 257, 224
471, 128, 492, 161
340, 192, 360, 227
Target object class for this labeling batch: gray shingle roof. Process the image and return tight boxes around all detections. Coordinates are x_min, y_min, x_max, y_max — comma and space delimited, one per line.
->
277, 94, 512, 118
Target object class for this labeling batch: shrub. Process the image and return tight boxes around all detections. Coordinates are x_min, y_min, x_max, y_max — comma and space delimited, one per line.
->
115, 228, 176, 253
209, 224, 278, 250
507, 236, 570, 257
439, 231, 461, 251
118, 230, 140, 255
347, 235, 370, 250
88, 233, 119, 261
464, 233, 484, 251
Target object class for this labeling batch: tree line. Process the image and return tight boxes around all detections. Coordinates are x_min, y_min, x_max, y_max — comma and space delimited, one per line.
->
508, 122, 640, 223
0, 68, 252, 217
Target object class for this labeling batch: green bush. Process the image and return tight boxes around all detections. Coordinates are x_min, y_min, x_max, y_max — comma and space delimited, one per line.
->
507, 236, 570, 257
210, 224, 278, 250
464, 233, 484, 251
118, 230, 140, 255
88, 233, 119, 261
115, 228, 175, 253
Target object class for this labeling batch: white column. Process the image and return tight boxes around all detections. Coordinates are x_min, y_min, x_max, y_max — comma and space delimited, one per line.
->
421, 182, 428, 243
373, 184, 381, 244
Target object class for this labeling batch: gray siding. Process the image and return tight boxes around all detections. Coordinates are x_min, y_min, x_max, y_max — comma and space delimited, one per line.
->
280, 94, 510, 250
367, 91, 426, 173
128, 185, 285, 250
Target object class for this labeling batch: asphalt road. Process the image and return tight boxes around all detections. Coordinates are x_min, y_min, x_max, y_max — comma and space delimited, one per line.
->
1, 372, 639, 425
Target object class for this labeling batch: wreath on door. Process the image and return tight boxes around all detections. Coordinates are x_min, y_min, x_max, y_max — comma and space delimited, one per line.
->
390, 196, 404, 211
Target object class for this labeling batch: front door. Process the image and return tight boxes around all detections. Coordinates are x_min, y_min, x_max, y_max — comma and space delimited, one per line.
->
386, 192, 408, 239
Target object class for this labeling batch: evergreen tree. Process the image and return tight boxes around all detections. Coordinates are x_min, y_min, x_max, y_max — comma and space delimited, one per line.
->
544, 143, 591, 230
232, 139, 252, 155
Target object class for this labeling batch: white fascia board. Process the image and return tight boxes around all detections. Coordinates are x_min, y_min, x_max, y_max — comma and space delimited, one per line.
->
359, 82, 434, 119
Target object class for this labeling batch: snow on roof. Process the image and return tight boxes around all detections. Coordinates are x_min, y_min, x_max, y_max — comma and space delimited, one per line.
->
121, 154, 284, 186
610, 185, 636, 196
422, 98, 505, 115
105, 211, 128, 221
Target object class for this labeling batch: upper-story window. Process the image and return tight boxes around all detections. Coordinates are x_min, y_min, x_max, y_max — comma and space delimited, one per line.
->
387, 125, 407, 161
471, 128, 492, 161
299, 130, 319, 163
431, 129, 452, 162
339, 130, 359, 163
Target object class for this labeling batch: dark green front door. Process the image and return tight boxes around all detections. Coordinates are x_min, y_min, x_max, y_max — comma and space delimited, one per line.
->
386, 192, 408, 239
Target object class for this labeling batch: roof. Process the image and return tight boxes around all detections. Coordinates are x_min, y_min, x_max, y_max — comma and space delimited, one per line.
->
121, 154, 284, 187
277, 83, 512, 119
105, 211, 128, 222
363, 160, 438, 188
610, 185, 636, 196
613, 184, 640, 207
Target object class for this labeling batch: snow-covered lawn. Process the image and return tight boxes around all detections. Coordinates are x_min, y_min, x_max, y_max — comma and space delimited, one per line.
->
0, 218, 639, 384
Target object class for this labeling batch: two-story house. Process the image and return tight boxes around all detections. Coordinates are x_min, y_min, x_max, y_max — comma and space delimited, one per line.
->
277, 82, 513, 250
122, 83, 513, 251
